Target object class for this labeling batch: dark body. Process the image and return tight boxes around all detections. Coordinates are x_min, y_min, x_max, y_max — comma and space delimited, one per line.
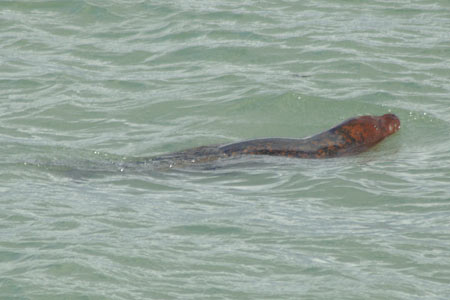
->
150, 114, 400, 166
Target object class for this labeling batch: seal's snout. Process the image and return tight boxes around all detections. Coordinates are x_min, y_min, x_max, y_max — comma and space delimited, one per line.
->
380, 113, 400, 136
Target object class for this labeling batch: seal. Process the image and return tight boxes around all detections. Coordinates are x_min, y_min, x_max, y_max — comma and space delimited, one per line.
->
151, 114, 400, 166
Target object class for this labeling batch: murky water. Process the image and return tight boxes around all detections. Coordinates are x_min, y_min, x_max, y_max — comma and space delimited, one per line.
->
1, 1, 449, 299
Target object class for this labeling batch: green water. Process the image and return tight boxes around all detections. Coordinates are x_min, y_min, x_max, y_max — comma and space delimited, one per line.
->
1, 1, 450, 299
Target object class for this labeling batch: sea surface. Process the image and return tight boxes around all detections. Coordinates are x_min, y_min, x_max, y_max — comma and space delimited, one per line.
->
1, 1, 450, 299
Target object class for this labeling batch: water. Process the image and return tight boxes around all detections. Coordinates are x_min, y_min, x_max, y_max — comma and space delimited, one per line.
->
1, 0, 450, 299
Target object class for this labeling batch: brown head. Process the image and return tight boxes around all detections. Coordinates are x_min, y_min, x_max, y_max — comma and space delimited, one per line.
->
334, 113, 400, 150
377, 113, 401, 137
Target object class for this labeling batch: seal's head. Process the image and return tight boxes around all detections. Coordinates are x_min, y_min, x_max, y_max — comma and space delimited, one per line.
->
378, 113, 401, 137
335, 113, 400, 150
